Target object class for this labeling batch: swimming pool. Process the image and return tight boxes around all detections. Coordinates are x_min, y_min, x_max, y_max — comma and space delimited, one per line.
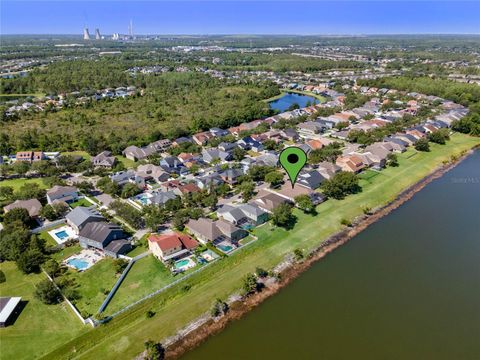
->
217, 244, 234, 253
174, 257, 196, 271
55, 230, 69, 240
67, 258, 89, 271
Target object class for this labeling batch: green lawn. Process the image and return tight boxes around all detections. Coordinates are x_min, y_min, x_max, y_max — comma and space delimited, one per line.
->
11, 133, 480, 360
51, 244, 82, 262
62, 151, 91, 161
63, 258, 119, 318
0, 262, 87, 360
115, 155, 137, 169
38, 224, 65, 247
70, 198, 94, 208
105, 255, 179, 313
125, 244, 148, 258
0, 177, 48, 191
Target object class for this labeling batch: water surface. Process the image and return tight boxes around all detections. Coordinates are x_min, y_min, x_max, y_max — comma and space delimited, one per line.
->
183, 151, 480, 360
269, 92, 319, 112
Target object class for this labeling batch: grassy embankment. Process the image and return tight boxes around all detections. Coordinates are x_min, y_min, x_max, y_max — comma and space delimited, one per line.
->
1, 133, 478, 360
37, 133, 480, 360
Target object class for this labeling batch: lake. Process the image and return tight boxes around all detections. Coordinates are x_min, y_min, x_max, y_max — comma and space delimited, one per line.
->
269, 92, 319, 112
183, 150, 480, 359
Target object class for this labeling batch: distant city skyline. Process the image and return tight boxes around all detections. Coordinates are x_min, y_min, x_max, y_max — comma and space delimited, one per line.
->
2, 1, 480, 35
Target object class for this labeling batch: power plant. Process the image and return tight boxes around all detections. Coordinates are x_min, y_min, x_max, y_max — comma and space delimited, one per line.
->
83, 27, 90, 40
95, 28, 101, 40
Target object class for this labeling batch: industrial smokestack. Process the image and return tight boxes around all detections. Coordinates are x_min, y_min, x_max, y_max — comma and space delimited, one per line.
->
83, 27, 90, 40
95, 28, 101, 40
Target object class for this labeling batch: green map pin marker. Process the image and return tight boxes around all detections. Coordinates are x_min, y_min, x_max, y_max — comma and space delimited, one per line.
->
279, 146, 307, 188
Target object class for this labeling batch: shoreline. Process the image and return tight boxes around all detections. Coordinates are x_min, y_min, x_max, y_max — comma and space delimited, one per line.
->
165, 147, 476, 359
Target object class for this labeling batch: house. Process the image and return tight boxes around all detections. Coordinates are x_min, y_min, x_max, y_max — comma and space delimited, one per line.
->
122, 145, 154, 161
66, 206, 104, 234
78, 222, 131, 258
148, 139, 172, 152
92, 151, 116, 168
192, 131, 213, 146
316, 162, 341, 180
297, 121, 325, 137
186, 218, 247, 244
255, 152, 279, 167
110, 170, 135, 185
210, 127, 230, 137
219, 168, 244, 185
218, 142, 237, 152
237, 136, 264, 152
148, 191, 178, 206
4, 199, 42, 218
280, 128, 299, 141
202, 148, 232, 163
0, 297, 22, 327
195, 174, 224, 190
15, 151, 45, 163
148, 232, 198, 261
46, 186, 78, 204
217, 203, 268, 226
160, 156, 186, 174
135, 164, 170, 185
336, 155, 365, 173
297, 170, 326, 190
174, 183, 201, 196
254, 192, 290, 213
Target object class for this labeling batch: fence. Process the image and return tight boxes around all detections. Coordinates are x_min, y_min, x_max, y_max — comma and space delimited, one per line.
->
43, 270, 94, 327
31, 219, 66, 234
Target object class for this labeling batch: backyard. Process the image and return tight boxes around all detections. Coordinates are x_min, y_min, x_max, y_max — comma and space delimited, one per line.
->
0, 262, 87, 360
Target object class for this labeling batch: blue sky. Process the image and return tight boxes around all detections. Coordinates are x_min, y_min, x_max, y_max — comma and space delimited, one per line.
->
2, 1, 480, 35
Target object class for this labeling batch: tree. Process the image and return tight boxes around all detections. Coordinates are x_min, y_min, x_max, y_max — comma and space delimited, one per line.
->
16, 248, 45, 274
386, 153, 399, 167
242, 273, 259, 294
12, 161, 30, 176
121, 183, 141, 199
3, 208, 31, 227
43, 259, 61, 278
113, 259, 129, 274
239, 181, 255, 203
272, 203, 296, 229
308, 143, 342, 164
293, 248, 304, 261
321, 171, 361, 200
248, 165, 275, 181
264, 170, 284, 188
15, 183, 46, 200
255, 267, 268, 278
294, 194, 315, 213
40, 204, 58, 221
52, 202, 69, 217
428, 129, 450, 145
232, 147, 247, 161
415, 138, 430, 152
143, 205, 167, 231
144, 341, 165, 360
0, 270, 5, 283
34, 279, 62, 305
0, 186, 14, 200
97, 177, 120, 195
211, 298, 229, 317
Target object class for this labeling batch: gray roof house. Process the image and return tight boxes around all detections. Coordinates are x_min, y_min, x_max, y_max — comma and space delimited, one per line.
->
110, 170, 135, 185
4, 199, 42, 218
78, 222, 131, 258
297, 170, 326, 190
92, 151, 116, 168
316, 162, 341, 180
217, 203, 268, 226
149, 191, 177, 206
186, 218, 247, 244
122, 145, 155, 161
66, 206, 104, 233
202, 148, 232, 164
46, 186, 78, 205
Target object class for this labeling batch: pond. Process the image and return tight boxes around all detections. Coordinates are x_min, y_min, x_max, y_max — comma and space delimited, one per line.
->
269, 92, 319, 112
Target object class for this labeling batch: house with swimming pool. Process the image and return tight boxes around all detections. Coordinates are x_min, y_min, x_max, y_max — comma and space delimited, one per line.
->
148, 232, 199, 262
78, 222, 131, 258
66, 206, 104, 233
186, 218, 247, 245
